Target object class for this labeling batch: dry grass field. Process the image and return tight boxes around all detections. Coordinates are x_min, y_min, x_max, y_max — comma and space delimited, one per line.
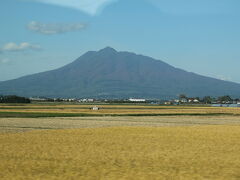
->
1, 125, 240, 179
1, 115, 240, 133
1, 104, 240, 179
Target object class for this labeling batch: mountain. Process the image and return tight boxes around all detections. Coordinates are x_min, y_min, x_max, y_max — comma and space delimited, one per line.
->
0, 47, 240, 98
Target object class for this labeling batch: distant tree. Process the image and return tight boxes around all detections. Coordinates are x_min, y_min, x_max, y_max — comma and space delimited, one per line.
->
0, 95, 30, 103
202, 96, 213, 104
218, 95, 232, 103
179, 94, 187, 99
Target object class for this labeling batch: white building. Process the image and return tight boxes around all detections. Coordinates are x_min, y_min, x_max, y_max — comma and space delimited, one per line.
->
79, 99, 94, 102
129, 98, 146, 102
92, 106, 100, 110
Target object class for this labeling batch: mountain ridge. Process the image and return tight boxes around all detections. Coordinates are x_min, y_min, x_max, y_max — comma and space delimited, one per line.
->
0, 47, 240, 98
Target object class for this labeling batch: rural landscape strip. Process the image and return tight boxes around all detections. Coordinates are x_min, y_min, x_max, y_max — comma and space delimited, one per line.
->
0, 107, 201, 110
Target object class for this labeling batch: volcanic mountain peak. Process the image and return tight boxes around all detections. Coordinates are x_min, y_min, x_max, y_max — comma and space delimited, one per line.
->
99, 46, 117, 53
0, 47, 240, 98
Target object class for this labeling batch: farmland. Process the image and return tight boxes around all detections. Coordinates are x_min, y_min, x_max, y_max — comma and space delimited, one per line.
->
1, 115, 240, 133
0, 104, 240, 179
1, 125, 240, 179
0, 103, 240, 118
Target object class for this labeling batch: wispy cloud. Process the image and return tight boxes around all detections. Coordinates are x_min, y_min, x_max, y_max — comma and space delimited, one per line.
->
0, 42, 41, 52
27, 21, 87, 35
28, 0, 118, 16
0, 58, 10, 64
148, 0, 232, 15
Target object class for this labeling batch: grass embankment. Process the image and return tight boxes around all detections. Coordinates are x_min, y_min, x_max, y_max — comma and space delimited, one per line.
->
0, 112, 235, 118
0, 126, 240, 179
0, 111, 234, 118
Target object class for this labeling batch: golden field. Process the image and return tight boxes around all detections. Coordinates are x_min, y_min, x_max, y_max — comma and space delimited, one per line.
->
1, 126, 240, 179
1, 104, 240, 179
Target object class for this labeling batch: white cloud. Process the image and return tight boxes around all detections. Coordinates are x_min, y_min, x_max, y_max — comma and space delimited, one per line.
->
1, 42, 41, 52
27, 21, 87, 35
29, 0, 118, 15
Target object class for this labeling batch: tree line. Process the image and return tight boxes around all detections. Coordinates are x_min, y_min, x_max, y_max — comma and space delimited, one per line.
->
0, 95, 31, 103
179, 94, 239, 104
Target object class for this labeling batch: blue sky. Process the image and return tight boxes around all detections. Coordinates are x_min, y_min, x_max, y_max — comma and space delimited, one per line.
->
0, 0, 240, 83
